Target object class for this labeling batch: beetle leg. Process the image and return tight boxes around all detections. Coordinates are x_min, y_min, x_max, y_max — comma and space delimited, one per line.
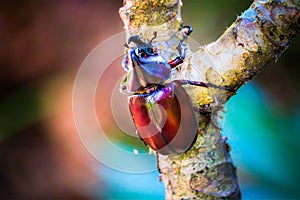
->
168, 25, 192, 69
175, 80, 236, 93
176, 42, 186, 58
180, 24, 193, 43
119, 75, 128, 94
204, 83, 236, 94
168, 56, 184, 68
175, 80, 208, 87
168, 43, 187, 68
149, 31, 157, 44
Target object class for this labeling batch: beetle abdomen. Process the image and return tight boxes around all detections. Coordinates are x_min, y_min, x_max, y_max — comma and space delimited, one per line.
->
129, 82, 198, 155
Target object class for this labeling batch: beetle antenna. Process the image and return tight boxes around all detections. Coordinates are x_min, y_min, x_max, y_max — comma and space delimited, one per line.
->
149, 31, 157, 44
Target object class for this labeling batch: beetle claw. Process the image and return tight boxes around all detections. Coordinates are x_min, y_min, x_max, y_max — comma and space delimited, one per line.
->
180, 25, 193, 43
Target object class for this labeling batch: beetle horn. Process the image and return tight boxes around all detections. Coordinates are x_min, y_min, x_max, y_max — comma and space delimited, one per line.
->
128, 35, 147, 47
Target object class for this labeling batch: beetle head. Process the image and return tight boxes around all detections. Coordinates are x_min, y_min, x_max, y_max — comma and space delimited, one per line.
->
127, 35, 155, 57
124, 33, 171, 93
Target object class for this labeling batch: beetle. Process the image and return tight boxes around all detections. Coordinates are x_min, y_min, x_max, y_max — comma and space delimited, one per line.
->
120, 26, 208, 155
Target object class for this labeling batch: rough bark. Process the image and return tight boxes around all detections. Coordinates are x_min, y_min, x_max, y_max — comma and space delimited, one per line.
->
119, 0, 299, 199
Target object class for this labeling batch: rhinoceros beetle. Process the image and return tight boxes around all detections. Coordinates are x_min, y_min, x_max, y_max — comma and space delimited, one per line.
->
120, 26, 208, 155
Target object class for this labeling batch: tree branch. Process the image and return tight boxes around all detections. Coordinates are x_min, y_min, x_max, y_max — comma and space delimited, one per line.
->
190, 0, 300, 100
119, 0, 299, 199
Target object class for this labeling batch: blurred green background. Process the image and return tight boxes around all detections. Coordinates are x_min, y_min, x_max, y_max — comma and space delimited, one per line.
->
0, 0, 299, 199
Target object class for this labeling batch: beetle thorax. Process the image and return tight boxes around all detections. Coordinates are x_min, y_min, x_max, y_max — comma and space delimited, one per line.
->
127, 48, 171, 93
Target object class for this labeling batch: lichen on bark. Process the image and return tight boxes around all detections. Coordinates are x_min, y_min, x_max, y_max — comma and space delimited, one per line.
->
119, 0, 299, 199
